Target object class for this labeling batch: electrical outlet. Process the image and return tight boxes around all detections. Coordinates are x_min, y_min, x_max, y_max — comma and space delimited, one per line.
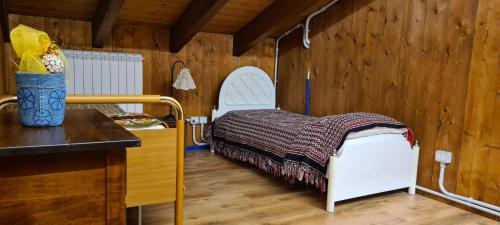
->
199, 116, 208, 124
435, 150, 452, 164
190, 117, 200, 125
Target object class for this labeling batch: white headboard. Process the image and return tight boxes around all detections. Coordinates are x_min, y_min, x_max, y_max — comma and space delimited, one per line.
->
212, 66, 275, 121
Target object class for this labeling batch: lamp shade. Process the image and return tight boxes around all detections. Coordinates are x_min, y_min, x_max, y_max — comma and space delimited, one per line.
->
172, 68, 196, 90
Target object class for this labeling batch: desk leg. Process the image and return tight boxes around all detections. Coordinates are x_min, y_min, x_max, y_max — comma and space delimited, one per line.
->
107, 149, 127, 225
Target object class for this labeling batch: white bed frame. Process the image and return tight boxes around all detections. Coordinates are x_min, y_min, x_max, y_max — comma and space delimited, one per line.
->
211, 66, 420, 212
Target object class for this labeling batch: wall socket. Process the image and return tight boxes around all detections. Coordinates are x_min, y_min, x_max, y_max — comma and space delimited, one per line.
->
189, 116, 208, 125
435, 150, 452, 164
189, 117, 200, 125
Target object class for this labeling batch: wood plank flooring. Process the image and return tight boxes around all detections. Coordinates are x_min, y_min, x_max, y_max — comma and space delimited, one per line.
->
128, 150, 499, 225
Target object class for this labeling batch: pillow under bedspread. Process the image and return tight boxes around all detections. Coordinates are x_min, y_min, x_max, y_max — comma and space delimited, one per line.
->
206, 109, 412, 192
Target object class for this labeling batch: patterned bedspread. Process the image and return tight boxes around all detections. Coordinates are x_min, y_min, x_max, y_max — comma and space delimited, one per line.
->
206, 109, 412, 192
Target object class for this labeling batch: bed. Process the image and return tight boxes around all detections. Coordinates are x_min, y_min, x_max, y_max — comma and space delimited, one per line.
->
207, 66, 420, 213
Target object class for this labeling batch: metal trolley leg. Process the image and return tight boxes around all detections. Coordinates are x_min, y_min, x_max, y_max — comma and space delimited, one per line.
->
138, 206, 142, 225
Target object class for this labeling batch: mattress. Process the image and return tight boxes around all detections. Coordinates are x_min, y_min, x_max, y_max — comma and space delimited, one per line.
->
337, 133, 410, 159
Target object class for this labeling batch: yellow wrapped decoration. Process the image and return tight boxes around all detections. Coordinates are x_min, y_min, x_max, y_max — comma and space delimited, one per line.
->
10, 24, 67, 74
18, 50, 48, 74
11, 25, 50, 73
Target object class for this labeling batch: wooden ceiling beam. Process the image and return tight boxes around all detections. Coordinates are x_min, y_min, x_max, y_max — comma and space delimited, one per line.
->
170, 0, 229, 52
92, 0, 124, 48
0, 0, 9, 42
233, 0, 329, 56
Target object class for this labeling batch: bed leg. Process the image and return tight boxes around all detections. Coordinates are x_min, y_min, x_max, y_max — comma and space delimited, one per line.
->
408, 142, 420, 195
326, 154, 337, 213
408, 184, 416, 195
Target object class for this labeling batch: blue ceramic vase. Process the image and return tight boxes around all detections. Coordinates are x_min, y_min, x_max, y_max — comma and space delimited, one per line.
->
15, 72, 66, 127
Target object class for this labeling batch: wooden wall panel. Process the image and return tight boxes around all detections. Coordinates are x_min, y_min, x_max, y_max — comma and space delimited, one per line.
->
457, 0, 500, 209
3, 15, 274, 146
278, 0, 499, 214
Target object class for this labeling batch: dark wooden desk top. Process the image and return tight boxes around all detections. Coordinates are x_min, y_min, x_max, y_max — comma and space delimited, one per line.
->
0, 109, 140, 156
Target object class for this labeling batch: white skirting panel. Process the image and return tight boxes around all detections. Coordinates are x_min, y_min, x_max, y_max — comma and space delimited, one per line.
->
63, 49, 144, 113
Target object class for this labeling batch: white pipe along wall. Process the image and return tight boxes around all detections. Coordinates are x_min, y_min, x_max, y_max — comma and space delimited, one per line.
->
187, 118, 207, 146
273, 0, 341, 101
437, 163, 500, 211
274, 24, 304, 93
192, 123, 206, 145
200, 124, 207, 142
416, 186, 500, 217
303, 0, 341, 48
416, 152, 500, 217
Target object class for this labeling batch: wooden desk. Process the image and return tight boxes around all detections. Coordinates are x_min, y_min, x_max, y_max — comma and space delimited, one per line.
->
0, 109, 140, 225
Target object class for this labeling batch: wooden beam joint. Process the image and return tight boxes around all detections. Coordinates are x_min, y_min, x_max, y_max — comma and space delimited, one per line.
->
233, 0, 329, 56
92, 0, 124, 48
169, 0, 229, 52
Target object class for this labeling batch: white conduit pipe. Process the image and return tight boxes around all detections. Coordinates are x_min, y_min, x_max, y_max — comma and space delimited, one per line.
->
274, 24, 304, 89
191, 123, 206, 146
200, 124, 207, 142
274, 0, 341, 97
303, 0, 341, 49
416, 163, 500, 217
437, 163, 500, 212
416, 186, 500, 217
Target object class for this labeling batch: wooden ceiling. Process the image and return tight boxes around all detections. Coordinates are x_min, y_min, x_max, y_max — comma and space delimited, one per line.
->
6, 0, 272, 34
117, 0, 192, 26
3, 0, 329, 55
6, 0, 99, 21
203, 0, 274, 34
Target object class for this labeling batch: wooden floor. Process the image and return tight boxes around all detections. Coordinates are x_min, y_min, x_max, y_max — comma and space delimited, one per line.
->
128, 150, 498, 225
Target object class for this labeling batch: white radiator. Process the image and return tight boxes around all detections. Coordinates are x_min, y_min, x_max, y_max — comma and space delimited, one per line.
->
63, 49, 144, 113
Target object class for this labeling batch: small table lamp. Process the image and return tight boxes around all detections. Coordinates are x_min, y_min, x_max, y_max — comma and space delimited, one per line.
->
164, 60, 196, 127
171, 60, 196, 91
